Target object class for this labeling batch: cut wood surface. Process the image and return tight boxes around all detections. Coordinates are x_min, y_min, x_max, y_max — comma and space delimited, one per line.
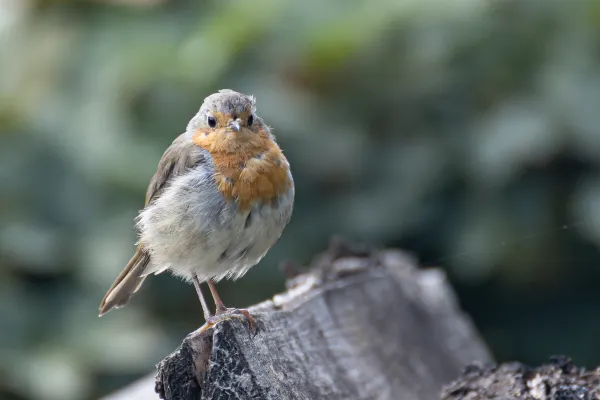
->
103, 239, 492, 400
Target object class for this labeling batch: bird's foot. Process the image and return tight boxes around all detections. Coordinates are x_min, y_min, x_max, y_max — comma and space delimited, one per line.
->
197, 308, 256, 334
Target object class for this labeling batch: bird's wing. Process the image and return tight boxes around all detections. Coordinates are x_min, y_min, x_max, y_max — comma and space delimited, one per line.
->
145, 133, 208, 206
98, 133, 208, 315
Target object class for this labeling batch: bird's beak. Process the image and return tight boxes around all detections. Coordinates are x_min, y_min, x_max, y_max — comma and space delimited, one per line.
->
229, 120, 241, 132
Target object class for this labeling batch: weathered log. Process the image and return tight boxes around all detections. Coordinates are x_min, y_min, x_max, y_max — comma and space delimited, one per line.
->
104, 239, 492, 400
441, 356, 600, 399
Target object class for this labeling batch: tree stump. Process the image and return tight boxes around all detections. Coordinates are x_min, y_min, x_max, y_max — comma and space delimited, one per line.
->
104, 239, 492, 400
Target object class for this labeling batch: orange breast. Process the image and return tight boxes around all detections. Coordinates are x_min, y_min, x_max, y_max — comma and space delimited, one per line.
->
192, 127, 292, 211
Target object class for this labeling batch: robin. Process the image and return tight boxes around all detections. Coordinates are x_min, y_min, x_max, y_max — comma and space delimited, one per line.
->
98, 89, 294, 330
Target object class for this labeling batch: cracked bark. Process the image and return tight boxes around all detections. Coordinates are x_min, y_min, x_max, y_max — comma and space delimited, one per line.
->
441, 355, 600, 399
103, 239, 492, 400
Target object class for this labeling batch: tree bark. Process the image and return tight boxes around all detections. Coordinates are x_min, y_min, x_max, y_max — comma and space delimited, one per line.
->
441, 355, 600, 399
104, 239, 492, 400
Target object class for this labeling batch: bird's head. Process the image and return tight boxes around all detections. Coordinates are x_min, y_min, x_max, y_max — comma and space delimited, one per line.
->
188, 89, 267, 140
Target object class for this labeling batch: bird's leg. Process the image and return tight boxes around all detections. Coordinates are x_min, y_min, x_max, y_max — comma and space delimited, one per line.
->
193, 274, 213, 322
207, 279, 227, 314
206, 279, 255, 332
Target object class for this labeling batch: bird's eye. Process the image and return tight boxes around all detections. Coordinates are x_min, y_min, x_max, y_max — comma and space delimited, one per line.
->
247, 115, 254, 126
207, 116, 217, 128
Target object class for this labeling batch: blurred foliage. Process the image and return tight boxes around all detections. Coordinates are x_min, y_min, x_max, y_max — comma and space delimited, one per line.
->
2, 0, 600, 398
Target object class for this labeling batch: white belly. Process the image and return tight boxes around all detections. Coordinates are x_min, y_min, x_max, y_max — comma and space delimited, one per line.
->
135, 166, 294, 282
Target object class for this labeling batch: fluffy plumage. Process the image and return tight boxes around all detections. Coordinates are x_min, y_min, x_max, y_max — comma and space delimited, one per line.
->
99, 90, 294, 316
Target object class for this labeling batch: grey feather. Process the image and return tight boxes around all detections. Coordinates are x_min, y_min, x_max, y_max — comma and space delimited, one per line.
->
99, 133, 208, 315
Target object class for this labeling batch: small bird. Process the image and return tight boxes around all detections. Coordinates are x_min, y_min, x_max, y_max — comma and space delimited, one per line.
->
99, 89, 294, 328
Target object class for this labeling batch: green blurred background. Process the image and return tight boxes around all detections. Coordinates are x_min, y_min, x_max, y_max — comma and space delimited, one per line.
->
3, 0, 600, 398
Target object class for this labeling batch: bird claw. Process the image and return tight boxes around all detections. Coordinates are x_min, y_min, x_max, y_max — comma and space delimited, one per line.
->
197, 308, 256, 334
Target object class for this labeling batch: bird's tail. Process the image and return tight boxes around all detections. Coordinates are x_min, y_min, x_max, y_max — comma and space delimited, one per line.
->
98, 249, 150, 316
